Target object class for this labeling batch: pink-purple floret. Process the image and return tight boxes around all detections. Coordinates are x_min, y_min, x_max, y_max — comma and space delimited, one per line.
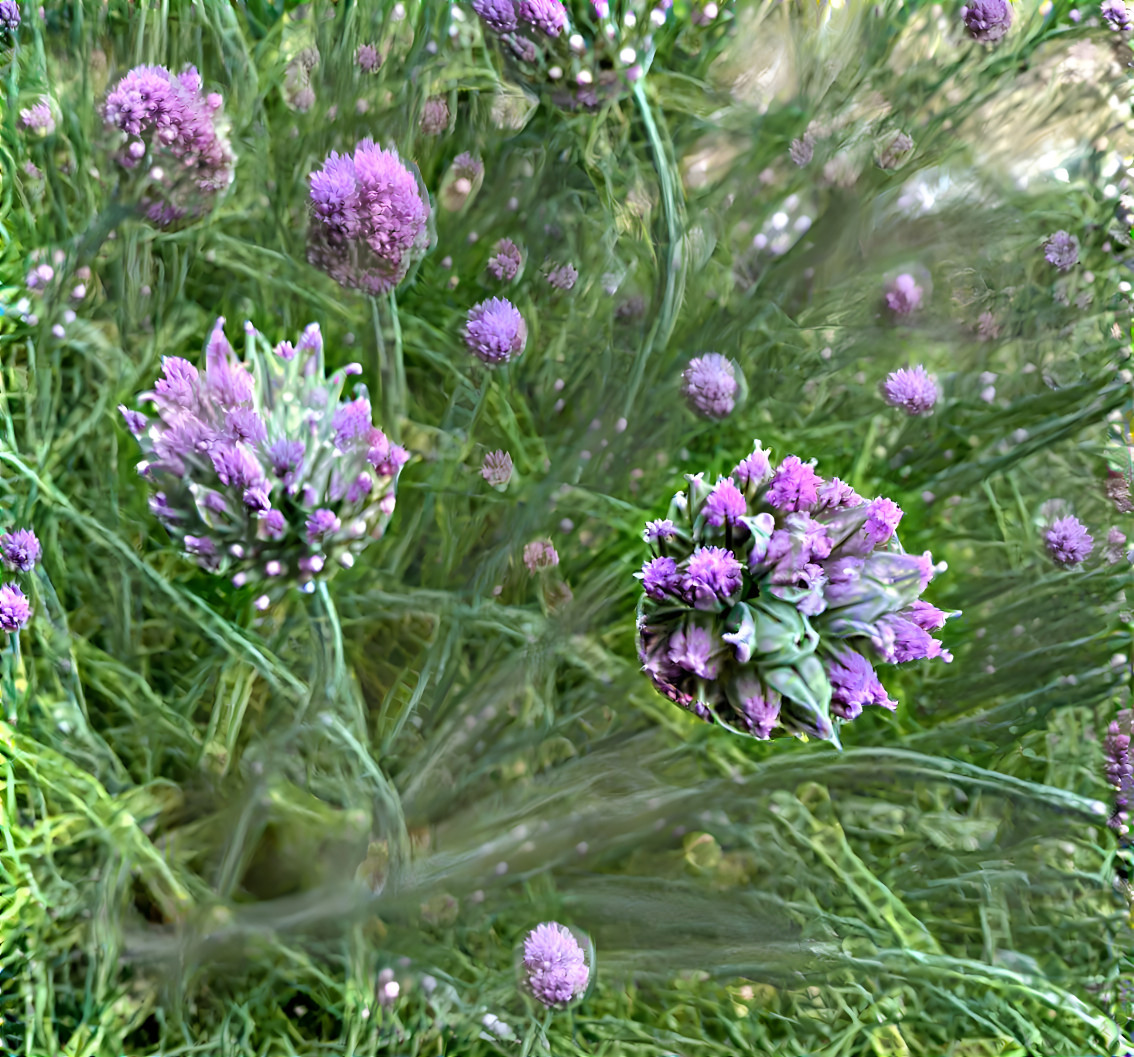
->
522, 923, 589, 1008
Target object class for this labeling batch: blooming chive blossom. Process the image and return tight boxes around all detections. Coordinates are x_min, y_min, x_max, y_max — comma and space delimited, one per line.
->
1043, 230, 1080, 272
521, 923, 589, 1009
547, 262, 578, 290
518, 0, 568, 35
884, 273, 923, 316
481, 449, 513, 488
881, 366, 938, 416
20, 100, 54, 134
1102, 0, 1133, 30
1045, 515, 1093, 566
524, 539, 559, 573
961, 0, 1012, 41
0, 1, 18, 33
0, 529, 41, 572
307, 139, 431, 295
636, 446, 956, 742
355, 43, 382, 71
465, 297, 527, 364
0, 583, 31, 632
473, 0, 519, 32
121, 319, 407, 598
682, 353, 739, 420
1105, 713, 1133, 832
102, 65, 235, 228
487, 239, 523, 281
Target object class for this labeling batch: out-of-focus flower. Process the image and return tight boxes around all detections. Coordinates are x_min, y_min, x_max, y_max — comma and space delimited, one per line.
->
877, 132, 913, 169
1102, 0, 1132, 30
473, 0, 519, 32
789, 133, 814, 167
1045, 515, 1094, 566
1104, 527, 1129, 564
1105, 711, 1132, 833
881, 365, 938, 416
976, 311, 1000, 341
19, 98, 54, 134
440, 152, 485, 211
0, 529, 41, 572
521, 922, 590, 1009
547, 262, 578, 290
121, 318, 408, 599
517, 0, 568, 36
1044, 230, 1080, 272
682, 353, 740, 421
884, 273, 923, 316
356, 42, 382, 71
635, 442, 956, 743
102, 64, 235, 228
421, 96, 450, 134
523, 539, 559, 572
962, 0, 1012, 41
0, 583, 31, 633
1106, 470, 1133, 514
307, 139, 432, 294
481, 449, 513, 488
465, 297, 527, 364
487, 238, 523, 281
283, 46, 319, 111
0, 0, 19, 33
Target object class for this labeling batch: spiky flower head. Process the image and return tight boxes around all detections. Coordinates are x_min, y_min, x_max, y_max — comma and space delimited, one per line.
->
121, 318, 408, 603
0, 529, 41, 572
20, 99, 54, 134
884, 273, 923, 316
961, 0, 1012, 41
1044, 230, 1080, 272
355, 43, 382, 72
1106, 711, 1133, 833
518, 0, 568, 35
481, 449, 513, 489
0, 1, 19, 33
1045, 515, 1093, 566
547, 262, 578, 291
465, 297, 527, 365
0, 583, 30, 633
307, 139, 432, 295
881, 365, 938, 416
102, 65, 235, 229
635, 442, 956, 744
523, 539, 559, 573
521, 923, 590, 1009
682, 353, 740, 420
472, 0, 519, 32
487, 238, 524, 281
1102, 0, 1132, 30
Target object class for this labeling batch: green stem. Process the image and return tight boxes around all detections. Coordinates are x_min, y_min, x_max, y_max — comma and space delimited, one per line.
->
371, 294, 405, 442
316, 580, 347, 703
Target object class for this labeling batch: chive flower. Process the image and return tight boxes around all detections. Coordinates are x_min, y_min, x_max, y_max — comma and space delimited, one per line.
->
521, 923, 590, 1009
881, 365, 938, 416
1045, 515, 1093, 566
961, 0, 1012, 42
1043, 230, 1080, 272
681, 353, 740, 421
465, 297, 527, 364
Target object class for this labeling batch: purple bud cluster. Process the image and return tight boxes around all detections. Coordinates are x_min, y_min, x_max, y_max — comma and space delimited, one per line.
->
961, 0, 1012, 42
121, 318, 408, 604
102, 65, 235, 228
682, 353, 740, 420
636, 442, 957, 743
0, 1, 19, 33
1105, 712, 1133, 834
307, 139, 432, 295
472, 0, 568, 38
521, 922, 590, 1009
1043, 230, 1080, 272
0, 527, 38, 634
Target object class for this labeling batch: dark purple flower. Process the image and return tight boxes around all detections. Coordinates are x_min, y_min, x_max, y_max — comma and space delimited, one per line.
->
645, 519, 677, 543
881, 365, 937, 416
332, 396, 373, 449
120, 406, 149, 436
0, 529, 40, 573
547, 262, 578, 291
356, 42, 382, 71
0, 1, 20, 33
962, 0, 1012, 42
184, 534, 218, 566
518, 0, 568, 35
1045, 515, 1093, 566
473, 0, 519, 32
306, 508, 341, 545
703, 478, 747, 527
765, 456, 821, 513
487, 238, 523, 281
1102, 0, 1133, 30
1044, 230, 1080, 272
1106, 717, 1132, 791
641, 556, 682, 600
0, 583, 31, 632
683, 545, 743, 608
522, 922, 589, 1009
466, 297, 527, 365
733, 444, 772, 489
481, 449, 513, 488
524, 539, 559, 572
667, 624, 719, 679
827, 649, 895, 720
682, 353, 738, 420
885, 273, 923, 315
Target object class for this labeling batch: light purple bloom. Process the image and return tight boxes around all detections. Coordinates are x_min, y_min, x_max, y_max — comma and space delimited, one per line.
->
961, 0, 1012, 41
682, 353, 739, 420
522, 922, 589, 1009
905, 599, 949, 631
827, 649, 895, 720
487, 238, 523, 281
0, 583, 31, 632
885, 273, 923, 316
224, 408, 267, 445
1102, 0, 1133, 29
267, 438, 305, 479
703, 478, 746, 527
481, 449, 513, 488
1105, 527, 1129, 565
420, 97, 450, 135
733, 443, 772, 489
20, 100, 54, 134
1106, 715, 1132, 832
881, 365, 937, 416
873, 612, 953, 664
733, 675, 781, 738
641, 556, 682, 600
0, 1, 19, 33
332, 397, 373, 449
524, 539, 559, 573
466, 297, 527, 365
814, 477, 863, 511
765, 456, 821, 513
863, 497, 902, 547
518, 0, 568, 35
306, 508, 341, 545
683, 545, 742, 608
547, 262, 578, 291
355, 43, 382, 71
1043, 230, 1080, 272
1045, 515, 1093, 566
367, 429, 410, 475
120, 406, 149, 436
473, 0, 519, 32
211, 443, 263, 492
667, 624, 719, 679
152, 356, 201, 411
0, 529, 40, 572
645, 519, 677, 543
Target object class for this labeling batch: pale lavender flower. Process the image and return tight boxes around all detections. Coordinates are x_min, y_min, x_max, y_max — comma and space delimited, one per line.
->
765, 456, 820, 513
733, 675, 781, 738
1104, 527, 1129, 565
863, 498, 902, 547
524, 539, 559, 573
815, 477, 862, 511
518, 0, 568, 35
466, 297, 527, 365
522, 923, 589, 1009
481, 449, 513, 487
703, 478, 746, 527
827, 649, 896, 720
547, 262, 578, 291
0, 529, 40, 572
885, 273, 923, 316
881, 365, 937, 416
19, 100, 54, 134
356, 43, 382, 71
682, 353, 738, 420
1103, 0, 1133, 29
487, 238, 523, 281
641, 555, 682, 600
306, 508, 341, 545
421, 97, 450, 135
1045, 515, 1093, 566
119, 406, 149, 436
733, 443, 773, 489
0, 583, 31, 632
644, 519, 677, 543
683, 545, 742, 608
1044, 230, 1080, 272
667, 624, 719, 678
0, 1, 19, 33
452, 152, 484, 181
962, 0, 1012, 41
473, 0, 519, 32
332, 397, 373, 449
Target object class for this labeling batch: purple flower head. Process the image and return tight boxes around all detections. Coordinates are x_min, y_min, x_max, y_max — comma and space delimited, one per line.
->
332, 396, 373, 449
0, 1, 20, 33
703, 478, 747, 527
1105, 527, 1129, 565
152, 356, 201, 411
524, 539, 559, 573
733, 675, 781, 738
962, 0, 1012, 41
355, 43, 382, 72
120, 406, 149, 436
828, 649, 895, 720
267, 438, 305, 479
211, 443, 264, 492
466, 297, 527, 365
0, 529, 41, 573
668, 624, 720, 679
309, 151, 360, 239
20, 100, 54, 134
421, 97, 450, 135
881, 365, 937, 416
885, 273, 923, 316
306, 508, 341, 545
1043, 230, 1080, 272
184, 534, 218, 567
641, 556, 682, 600
518, 0, 568, 34
815, 477, 863, 511
487, 238, 523, 281
481, 449, 513, 488
367, 429, 410, 475
205, 319, 253, 408
645, 519, 678, 543
224, 407, 266, 446
521, 923, 589, 1009
906, 598, 950, 631
452, 152, 484, 183
1105, 717, 1133, 791
1102, 0, 1133, 29
863, 497, 903, 547
262, 509, 286, 539
873, 612, 952, 664
1045, 515, 1093, 566
0, 583, 31, 632
547, 262, 578, 291
683, 545, 743, 609
733, 443, 773, 490
682, 353, 739, 420
473, 0, 519, 32
765, 456, 821, 513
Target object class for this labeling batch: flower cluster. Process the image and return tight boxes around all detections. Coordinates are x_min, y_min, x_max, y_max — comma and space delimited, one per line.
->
307, 139, 432, 295
472, 0, 568, 39
1106, 711, 1132, 834
121, 318, 408, 605
0, 527, 38, 634
636, 443, 957, 743
487, 238, 523, 281
0, 0, 18, 34
682, 353, 741, 420
881, 365, 938, 416
102, 64, 235, 228
885, 273, 923, 316
1102, 0, 1132, 31
20, 98, 54, 134
465, 297, 527, 364
961, 0, 1012, 42
1045, 515, 1093, 566
521, 922, 590, 1009
1044, 230, 1080, 272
